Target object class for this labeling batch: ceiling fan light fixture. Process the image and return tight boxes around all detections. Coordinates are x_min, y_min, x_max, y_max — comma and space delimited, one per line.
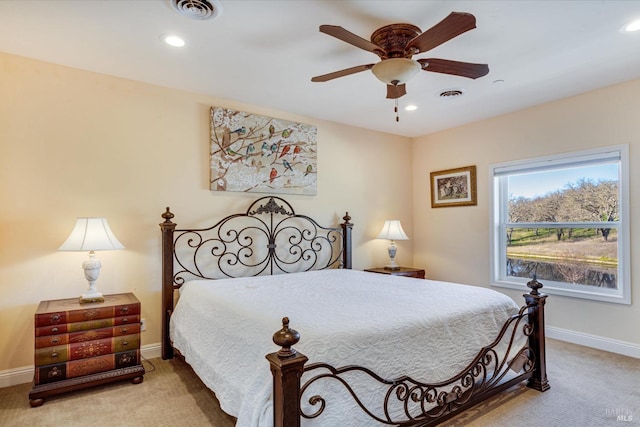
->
372, 58, 421, 85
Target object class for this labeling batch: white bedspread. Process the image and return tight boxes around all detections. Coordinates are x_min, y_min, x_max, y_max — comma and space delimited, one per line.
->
170, 269, 521, 426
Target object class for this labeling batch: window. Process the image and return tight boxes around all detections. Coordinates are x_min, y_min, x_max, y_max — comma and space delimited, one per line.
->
490, 145, 630, 304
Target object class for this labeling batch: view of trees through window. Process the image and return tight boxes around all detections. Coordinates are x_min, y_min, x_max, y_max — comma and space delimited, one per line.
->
492, 146, 628, 303
505, 166, 619, 289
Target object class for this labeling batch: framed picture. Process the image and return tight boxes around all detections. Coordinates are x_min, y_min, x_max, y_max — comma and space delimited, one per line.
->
430, 165, 477, 208
209, 106, 317, 195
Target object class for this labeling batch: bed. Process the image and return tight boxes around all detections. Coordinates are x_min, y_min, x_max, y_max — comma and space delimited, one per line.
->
160, 196, 549, 426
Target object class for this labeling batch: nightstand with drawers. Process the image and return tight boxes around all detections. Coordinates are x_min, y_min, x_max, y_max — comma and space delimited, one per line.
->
364, 267, 426, 279
29, 293, 145, 407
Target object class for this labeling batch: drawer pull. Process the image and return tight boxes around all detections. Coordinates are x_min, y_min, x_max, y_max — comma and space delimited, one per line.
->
122, 318, 129, 324
121, 328, 128, 333
122, 341, 129, 347
51, 327, 59, 333
48, 368, 62, 379
51, 338, 59, 344
120, 307, 130, 314
50, 352, 58, 358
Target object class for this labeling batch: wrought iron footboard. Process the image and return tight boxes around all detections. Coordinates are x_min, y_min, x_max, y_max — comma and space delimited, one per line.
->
267, 278, 549, 427
299, 304, 535, 425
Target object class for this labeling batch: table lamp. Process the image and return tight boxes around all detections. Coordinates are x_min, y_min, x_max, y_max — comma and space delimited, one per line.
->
58, 217, 124, 303
376, 220, 409, 270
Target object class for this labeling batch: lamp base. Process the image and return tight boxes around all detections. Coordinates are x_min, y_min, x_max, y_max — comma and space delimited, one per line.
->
79, 290, 104, 304
79, 296, 105, 304
384, 243, 401, 271
80, 252, 105, 304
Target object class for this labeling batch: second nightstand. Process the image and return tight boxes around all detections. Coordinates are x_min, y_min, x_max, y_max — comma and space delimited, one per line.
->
364, 267, 426, 279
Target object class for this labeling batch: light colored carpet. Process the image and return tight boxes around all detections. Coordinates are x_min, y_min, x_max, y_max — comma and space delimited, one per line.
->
1, 339, 638, 426
0, 356, 236, 427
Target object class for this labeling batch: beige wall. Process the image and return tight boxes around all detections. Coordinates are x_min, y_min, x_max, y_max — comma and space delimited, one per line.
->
0, 52, 413, 372
413, 79, 640, 346
3, 49, 637, 375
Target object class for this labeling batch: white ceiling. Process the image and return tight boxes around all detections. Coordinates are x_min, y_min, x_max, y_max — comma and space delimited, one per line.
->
1, 1, 639, 137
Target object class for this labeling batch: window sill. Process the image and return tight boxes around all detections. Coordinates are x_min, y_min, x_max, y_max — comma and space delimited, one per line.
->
491, 279, 630, 305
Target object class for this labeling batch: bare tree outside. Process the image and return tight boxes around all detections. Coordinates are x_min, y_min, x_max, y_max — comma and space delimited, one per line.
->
506, 178, 618, 288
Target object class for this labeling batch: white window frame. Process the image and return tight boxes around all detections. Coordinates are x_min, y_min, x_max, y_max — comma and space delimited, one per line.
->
490, 145, 630, 304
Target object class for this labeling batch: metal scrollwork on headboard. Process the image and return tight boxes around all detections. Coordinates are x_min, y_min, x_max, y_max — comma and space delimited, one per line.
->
163, 196, 352, 286
251, 197, 291, 216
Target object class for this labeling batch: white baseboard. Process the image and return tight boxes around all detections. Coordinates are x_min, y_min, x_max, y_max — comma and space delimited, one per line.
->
0, 365, 34, 388
140, 342, 162, 360
0, 343, 162, 388
546, 326, 640, 359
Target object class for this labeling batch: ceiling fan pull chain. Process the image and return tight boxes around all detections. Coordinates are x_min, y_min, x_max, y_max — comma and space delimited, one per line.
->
395, 99, 399, 122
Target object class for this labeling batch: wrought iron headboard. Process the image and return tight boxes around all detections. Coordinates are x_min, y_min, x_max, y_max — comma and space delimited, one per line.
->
160, 196, 353, 359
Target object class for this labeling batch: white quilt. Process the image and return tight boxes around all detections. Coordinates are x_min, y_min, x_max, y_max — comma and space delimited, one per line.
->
170, 269, 521, 426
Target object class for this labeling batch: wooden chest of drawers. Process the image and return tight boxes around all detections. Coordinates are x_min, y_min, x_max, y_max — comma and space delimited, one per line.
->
29, 293, 145, 407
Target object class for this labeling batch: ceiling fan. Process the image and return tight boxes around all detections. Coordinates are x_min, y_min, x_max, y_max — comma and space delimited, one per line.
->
311, 12, 489, 100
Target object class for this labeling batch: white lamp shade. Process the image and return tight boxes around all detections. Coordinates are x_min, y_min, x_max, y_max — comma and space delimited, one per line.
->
58, 218, 125, 251
371, 58, 421, 85
376, 220, 409, 241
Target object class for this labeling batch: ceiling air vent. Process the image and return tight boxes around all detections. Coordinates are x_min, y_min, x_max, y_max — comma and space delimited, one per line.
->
439, 89, 464, 98
170, 0, 223, 20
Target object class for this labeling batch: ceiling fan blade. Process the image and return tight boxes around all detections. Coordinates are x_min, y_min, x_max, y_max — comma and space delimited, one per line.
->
406, 12, 476, 54
386, 84, 407, 99
417, 58, 489, 79
311, 64, 375, 82
320, 25, 383, 54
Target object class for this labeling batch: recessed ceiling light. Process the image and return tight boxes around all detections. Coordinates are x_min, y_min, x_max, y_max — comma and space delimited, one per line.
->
624, 19, 640, 32
163, 35, 185, 47
405, 105, 418, 111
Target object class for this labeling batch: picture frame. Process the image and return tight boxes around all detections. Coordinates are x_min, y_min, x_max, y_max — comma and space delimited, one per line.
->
430, 165, 477, 208
209, 106, 317, 195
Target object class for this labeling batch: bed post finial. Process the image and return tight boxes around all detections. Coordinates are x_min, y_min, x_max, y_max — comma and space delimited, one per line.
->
162, 207, 175, 224
272, 317, 300, 358
342, 212, 352, 225
526, 275, 543, 296
266, 317, 308, 427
